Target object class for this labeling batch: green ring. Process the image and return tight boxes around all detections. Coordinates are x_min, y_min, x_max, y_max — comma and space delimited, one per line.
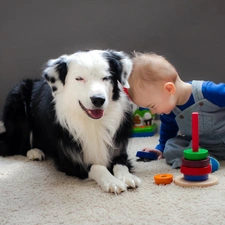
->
183, 148, 208, 160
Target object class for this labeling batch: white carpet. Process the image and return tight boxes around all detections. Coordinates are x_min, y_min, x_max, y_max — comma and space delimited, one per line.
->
1, 134, 225, 225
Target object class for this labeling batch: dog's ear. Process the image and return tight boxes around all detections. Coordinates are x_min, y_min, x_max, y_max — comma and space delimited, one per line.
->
42, 55, 68, 95
104, 50, 132, 88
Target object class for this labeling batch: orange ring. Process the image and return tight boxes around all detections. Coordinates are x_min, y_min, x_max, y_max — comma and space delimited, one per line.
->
154, 174, 173, 185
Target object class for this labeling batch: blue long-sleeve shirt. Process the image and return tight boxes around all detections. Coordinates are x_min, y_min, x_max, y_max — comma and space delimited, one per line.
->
156, 81, 225, 152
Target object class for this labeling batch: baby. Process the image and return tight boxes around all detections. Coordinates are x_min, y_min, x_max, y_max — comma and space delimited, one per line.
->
128, 52, 225, 171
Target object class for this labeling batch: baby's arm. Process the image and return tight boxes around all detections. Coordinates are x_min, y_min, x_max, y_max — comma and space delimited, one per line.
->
144, 114, 178, 159
136, 114, 178, 161
203, 81, 225, 107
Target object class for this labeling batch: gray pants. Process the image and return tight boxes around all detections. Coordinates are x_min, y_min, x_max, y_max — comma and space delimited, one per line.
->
163, 135, 225, 169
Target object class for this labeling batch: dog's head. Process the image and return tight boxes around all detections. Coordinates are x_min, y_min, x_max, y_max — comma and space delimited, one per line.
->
43, 50, 132, 120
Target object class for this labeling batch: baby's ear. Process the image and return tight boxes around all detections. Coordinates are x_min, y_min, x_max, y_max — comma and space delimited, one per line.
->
42, 55, 68, 96
104, 50, 132, 88
164, 82, 176, 94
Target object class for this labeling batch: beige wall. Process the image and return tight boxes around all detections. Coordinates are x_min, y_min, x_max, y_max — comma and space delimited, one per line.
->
1, 0, 225, 117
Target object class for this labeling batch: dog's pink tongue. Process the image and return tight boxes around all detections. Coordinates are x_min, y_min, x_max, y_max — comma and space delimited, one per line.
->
91, 109, 104, 119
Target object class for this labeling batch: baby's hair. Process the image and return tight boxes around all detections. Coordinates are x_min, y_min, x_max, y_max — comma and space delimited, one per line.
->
132, 52, 177, 82
128, 52, 178, 98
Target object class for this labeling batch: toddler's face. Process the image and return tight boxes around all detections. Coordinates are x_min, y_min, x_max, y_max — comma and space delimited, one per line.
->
132, 82, 176, 115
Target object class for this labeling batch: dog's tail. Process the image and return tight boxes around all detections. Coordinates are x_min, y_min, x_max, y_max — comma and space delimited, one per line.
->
0, 121, 6, 155
0, 121, 6, 139
0, 121, 6, 134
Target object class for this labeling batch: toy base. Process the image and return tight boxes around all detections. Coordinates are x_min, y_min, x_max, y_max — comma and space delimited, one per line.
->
131, 124, 157, 138
174, 174, 218, 187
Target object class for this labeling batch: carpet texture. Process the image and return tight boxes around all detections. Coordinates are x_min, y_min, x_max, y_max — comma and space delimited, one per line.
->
1, 134, 225, 225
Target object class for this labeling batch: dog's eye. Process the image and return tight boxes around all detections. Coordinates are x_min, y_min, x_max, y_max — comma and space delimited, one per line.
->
75, 77, 84, 81
103, 76, 111, 81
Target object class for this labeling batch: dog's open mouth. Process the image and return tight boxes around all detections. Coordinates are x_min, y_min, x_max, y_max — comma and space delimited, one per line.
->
79, 101, 104, 119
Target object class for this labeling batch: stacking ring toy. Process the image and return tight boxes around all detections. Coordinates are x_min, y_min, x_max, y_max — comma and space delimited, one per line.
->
182, 157, 210, 168
154, 174, 173, 185
183, 148, 208, 160
174, 113, 218, 188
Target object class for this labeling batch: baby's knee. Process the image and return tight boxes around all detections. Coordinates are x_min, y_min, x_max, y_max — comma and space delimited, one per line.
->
163, 147, 175, 163
163, 139, 184, 162
163, 148, 183, 169
163, 139, 176, 156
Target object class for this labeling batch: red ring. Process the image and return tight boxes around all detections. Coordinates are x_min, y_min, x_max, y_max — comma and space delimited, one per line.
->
182, 157, 210, 168
181, 165, 212, 176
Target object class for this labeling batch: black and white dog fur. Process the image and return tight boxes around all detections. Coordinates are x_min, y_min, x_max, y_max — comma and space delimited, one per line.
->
0, 50, 141, 194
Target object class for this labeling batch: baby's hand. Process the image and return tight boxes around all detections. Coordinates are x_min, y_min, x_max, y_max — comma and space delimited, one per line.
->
142, 148, 163, 160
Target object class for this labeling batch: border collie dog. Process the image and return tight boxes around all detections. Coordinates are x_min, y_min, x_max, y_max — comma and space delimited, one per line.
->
0, 50, 141, 194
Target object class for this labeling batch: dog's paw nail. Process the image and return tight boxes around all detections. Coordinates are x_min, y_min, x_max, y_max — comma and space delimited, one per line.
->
129, 180, 136, 188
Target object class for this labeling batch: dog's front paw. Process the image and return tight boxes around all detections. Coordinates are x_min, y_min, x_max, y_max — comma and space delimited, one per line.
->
89, 165, 129, 194
113, 164, 142, 188
101, 176, 128, 194
27, 148, 45, 161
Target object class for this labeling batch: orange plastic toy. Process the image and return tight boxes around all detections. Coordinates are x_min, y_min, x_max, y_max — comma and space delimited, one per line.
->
154, 174, 173, 185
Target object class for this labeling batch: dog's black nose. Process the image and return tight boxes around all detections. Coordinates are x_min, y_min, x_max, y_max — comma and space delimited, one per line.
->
90, 96, 105, 107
